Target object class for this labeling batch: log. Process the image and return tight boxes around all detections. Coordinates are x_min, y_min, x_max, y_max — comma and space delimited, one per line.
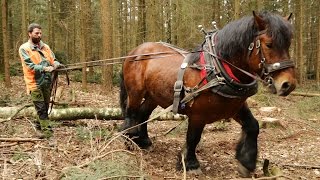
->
0, 137, 44, 142
260, 117, 285, 129
290, 92, 320, 97
0, 107, 187, 121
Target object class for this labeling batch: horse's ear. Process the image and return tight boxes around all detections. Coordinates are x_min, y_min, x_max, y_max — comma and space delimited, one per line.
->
284, 13, 293, 21
253, 11, 266, 30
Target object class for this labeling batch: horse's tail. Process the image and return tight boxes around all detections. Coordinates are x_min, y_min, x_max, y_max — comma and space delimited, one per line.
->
119, 71, 127, 117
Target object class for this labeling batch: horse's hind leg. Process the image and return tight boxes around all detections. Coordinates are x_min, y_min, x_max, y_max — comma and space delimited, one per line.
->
134, 98, 157, 149
177, 118, 205, 173
233, 104, 259, 177
121, 91, 144, 139
122, 95, 156, 149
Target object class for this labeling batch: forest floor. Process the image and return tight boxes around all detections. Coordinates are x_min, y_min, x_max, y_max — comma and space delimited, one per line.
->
1, 76, 320, 180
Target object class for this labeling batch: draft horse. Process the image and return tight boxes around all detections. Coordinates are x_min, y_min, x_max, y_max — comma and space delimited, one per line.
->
119, 11, 296, 176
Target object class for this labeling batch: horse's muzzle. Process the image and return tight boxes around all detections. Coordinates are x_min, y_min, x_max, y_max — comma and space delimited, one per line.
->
271, 78, 296, 96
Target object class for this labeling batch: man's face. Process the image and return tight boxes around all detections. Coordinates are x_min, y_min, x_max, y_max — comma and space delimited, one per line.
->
29, 28, 42, 44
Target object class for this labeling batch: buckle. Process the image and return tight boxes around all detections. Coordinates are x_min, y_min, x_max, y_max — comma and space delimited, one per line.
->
174, 81, 183, 92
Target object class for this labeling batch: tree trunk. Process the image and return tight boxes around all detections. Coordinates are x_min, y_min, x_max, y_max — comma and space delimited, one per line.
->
0, 107, 187, 121
136, 0, 146, 45
100, 0, 113, 91
317, 3, 320, 85
47, 0, 54, 50
20, 0, 27, 42
1, 0, 11, 87
296, 0, 305, 84
80, 0, 88, 90
234, 0, 240, 20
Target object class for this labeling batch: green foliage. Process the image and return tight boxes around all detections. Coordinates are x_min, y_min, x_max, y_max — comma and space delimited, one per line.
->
70, 71, 102, 84
54, 51, 69, 65
75, 126, 112, 141
112, 64, 122, 86
61, 153, 145, 180
12, 150, 30, 161
70, 67, 122, 86
293, 96, 320, 120
9, 62, 23, 76
252, 85, 278, 107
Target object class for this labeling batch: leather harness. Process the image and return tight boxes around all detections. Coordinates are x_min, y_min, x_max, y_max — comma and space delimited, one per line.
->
170, 29, 295, 114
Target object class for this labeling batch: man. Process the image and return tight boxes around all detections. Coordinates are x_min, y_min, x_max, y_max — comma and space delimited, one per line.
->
19, 23, 60, 139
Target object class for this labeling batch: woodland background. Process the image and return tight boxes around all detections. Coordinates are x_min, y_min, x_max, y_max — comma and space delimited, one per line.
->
0, 0, 319, 90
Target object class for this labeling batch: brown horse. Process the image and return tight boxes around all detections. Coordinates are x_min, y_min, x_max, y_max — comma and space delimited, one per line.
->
119, 11, 296, 177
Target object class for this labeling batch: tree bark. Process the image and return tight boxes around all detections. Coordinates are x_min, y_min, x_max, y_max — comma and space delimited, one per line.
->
0, 107, 187, 121
296, 0, 305, 83
47, 0, 54, 50
20, 0, 27, 42
317, 3, 320, 85
80, 0, 88, 90
136, 0, 146, 45
100, 0, 113, 91
1, 0, 11, 87
234, 0, 240, 20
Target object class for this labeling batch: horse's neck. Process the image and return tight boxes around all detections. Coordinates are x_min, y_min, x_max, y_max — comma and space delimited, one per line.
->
224, 55, 254, 84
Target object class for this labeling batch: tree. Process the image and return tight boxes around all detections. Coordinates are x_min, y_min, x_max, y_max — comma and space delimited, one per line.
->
80, 0, 89, 90
47, 0, 54, 50
20, 0, 28, 42
2, 0, 11, 87
136, 0, 146, 45
100, 0, 113, 91
317, 1, 320, 84
296, 0, 305, 83
234, 0, 240, 20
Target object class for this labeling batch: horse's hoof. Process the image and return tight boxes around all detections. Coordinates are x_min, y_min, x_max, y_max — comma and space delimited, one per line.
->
135, 137, 152, 150
237, 162, 251, 178
188, 168, 203, 175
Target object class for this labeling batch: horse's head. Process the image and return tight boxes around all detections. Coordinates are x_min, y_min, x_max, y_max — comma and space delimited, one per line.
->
248, 11, 297, 96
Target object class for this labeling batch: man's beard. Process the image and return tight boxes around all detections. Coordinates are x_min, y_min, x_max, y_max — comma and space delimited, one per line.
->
31, 37, 41, 44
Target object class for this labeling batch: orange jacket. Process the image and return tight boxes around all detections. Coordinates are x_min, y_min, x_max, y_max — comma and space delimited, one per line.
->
19, 40, 59, 92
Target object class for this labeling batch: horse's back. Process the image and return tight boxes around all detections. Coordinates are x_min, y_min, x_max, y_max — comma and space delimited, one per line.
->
123, 42, 185, 107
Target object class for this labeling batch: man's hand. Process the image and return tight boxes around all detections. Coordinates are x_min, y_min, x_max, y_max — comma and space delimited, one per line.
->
43, 66, 55, 72
53, 63, 64, 70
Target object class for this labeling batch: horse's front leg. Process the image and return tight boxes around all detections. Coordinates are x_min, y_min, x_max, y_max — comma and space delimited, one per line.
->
177, 119, 205, 173
233, 103, 259, 177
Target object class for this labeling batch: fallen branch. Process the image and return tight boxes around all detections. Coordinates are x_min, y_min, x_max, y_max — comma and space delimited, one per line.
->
290, 92, 320, 97
101, 175, 146, 180
0, 142, 18, 148
253, 175, 294, 180
282, 163, 320, 169
0, 137, 44, 142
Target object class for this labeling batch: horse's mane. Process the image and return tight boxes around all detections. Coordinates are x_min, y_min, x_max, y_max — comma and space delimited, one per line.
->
216, 11, 294, 60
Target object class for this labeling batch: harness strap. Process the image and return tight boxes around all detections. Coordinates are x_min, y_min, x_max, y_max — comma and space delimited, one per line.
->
263, 60, 295, 74
180, 77, 221, 105
172, 54, 192, 114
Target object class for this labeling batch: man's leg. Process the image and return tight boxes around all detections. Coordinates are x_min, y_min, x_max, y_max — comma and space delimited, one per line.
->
30, 89, 53, 138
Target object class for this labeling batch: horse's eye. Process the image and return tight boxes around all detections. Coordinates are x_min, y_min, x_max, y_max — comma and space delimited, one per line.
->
266, 43, 272, 48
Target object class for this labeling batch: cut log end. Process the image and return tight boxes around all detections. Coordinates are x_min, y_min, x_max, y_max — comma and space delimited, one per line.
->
260, 117, 285, 129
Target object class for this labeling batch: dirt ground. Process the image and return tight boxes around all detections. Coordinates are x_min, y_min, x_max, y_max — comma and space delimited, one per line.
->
1, 76, 320, 179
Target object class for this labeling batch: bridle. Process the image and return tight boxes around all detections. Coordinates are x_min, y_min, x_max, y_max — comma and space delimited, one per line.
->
247, 29, 295, 86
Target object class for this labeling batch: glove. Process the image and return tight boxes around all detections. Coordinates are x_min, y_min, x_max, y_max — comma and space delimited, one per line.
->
43, 66, 55, 72
53, 63, 64, 70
